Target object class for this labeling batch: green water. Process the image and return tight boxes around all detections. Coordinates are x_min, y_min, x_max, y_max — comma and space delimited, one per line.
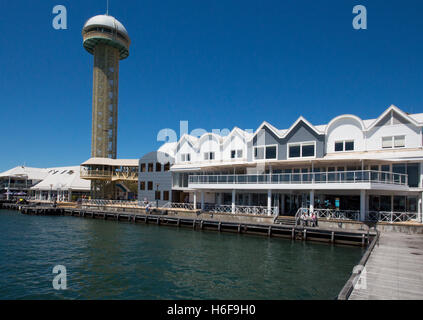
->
0, 209, 364, 299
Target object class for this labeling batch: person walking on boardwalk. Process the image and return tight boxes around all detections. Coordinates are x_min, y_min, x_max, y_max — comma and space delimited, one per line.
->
311, 212, 316, 227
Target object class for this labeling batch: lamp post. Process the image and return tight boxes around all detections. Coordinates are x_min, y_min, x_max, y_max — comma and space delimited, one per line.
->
156, 183, 159, 208
7, 176, 11, 200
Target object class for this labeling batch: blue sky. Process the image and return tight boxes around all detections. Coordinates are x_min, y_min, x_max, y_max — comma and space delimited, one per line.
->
1, 0, 423, 171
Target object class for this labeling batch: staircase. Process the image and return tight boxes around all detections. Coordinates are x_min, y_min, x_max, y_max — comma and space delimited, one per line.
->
274, 215, 296, 226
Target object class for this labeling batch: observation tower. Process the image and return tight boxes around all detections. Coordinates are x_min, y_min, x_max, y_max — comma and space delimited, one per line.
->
82, 14, 130, 159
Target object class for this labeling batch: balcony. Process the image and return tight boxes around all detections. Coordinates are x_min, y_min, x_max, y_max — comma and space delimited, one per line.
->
188, 170, 409, 190
80, 169, 138, 181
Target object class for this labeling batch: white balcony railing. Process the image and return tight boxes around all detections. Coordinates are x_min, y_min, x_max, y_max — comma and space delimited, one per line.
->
366, 211, 418, 223
188, 170, 408, 186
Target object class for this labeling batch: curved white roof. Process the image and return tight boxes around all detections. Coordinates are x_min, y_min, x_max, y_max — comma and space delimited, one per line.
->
83, 14, 129, 37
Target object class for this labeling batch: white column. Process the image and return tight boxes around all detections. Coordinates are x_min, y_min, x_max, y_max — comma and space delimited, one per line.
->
169, 190, 172, 203
201, 191, 205, 210
310, 190, 315, 213
420, 162, 423, 188
281, 194, 285, 215
267, 189, 272, 216
193, 192, 197, 209
419, 192, 423, 223
48, 190, 51, 201
232, 189, 236, 214
360, 190, 366, 221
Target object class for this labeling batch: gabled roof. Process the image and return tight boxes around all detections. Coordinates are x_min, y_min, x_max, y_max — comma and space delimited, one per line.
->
222, 127, 252, 147
281, 116, 323, 138
249, 117, 322, 142
366, 105, 422, 131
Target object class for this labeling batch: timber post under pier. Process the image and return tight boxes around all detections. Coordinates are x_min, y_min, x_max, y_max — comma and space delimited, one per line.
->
0, 201, 375, 247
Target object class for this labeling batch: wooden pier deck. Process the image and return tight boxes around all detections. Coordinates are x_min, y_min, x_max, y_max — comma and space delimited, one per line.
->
348, 232, 423, 300
0, 202, 374, 246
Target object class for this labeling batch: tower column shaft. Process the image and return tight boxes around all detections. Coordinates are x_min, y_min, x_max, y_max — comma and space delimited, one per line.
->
91, 44, 120, 159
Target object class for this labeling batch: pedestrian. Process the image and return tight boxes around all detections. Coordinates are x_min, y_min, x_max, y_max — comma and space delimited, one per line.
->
300, 211, 305, 226
314, 212, 319, 227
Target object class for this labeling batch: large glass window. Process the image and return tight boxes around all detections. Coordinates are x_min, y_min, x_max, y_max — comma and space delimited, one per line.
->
335, 142, 343, 152
382, 136, 405, 149
148, 181, 153, 190
265, 146, 277, 159
302, 144, 315, 157
335, 140, 354, 152
148, 163, 154, 172
288, 145, 301, 158
139, 181, 145, 190
407, 163, 419, 187
288, 142, 315, 158
345, 141, 354, 151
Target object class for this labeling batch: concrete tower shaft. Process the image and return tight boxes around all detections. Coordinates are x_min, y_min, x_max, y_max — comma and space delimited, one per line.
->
91, 44, 119, 158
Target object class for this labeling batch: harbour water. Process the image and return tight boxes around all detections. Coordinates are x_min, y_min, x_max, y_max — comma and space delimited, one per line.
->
0, 209, 364, 300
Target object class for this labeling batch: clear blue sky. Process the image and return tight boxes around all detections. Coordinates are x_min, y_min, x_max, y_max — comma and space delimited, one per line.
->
1, 0, 423, 171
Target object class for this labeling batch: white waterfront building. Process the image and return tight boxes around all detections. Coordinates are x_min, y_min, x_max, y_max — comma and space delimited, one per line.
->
158, 105, 423, 223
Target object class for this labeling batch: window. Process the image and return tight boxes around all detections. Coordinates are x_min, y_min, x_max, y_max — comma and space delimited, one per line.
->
148, 163, 154, 172
155, 191, 161, 200
254, 147, 264, 159
164, 163, 170, 171
139, 181, 145, 190
254, 146, 277, 160
302, 144, 315, 157
382, 136, 405, 149
288, 145, 301, 158
231, 149, 243, 159
163, 191, 169, 201
335, 142, 343, 152
181, 153, 191, 162
204, 152, 215, 160
265, 146, 277, 159
288, 142, 315, 158
334, 140, 354, 152
148, 181, 153, 190
140, 163, 146, 172
394, 135, 405, 148
156, 162, 162, 172
345, 141, 354, 151
382, 136, 392, 148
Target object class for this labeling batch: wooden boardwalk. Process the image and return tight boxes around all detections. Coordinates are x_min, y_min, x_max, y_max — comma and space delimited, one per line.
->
349, 232, 423, 300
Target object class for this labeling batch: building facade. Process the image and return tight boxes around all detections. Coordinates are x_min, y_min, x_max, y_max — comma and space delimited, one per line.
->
166, 105, 423, 222
137, 151, 173, 207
